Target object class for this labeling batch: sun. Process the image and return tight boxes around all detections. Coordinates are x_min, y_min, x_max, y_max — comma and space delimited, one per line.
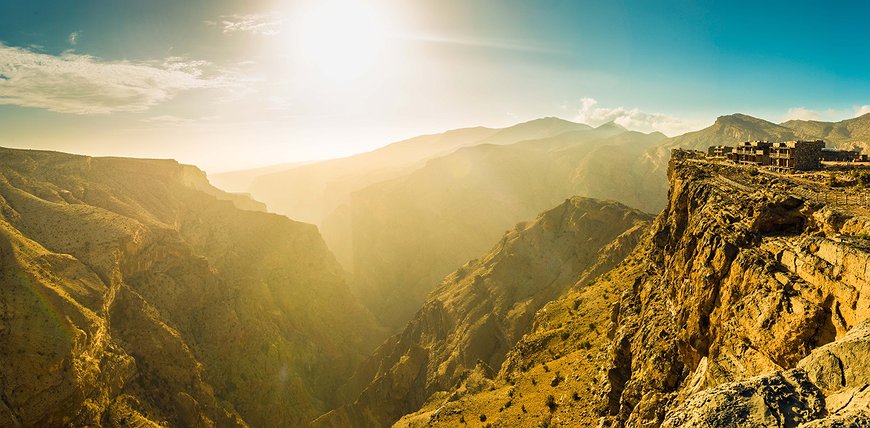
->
287, 0, 394, 83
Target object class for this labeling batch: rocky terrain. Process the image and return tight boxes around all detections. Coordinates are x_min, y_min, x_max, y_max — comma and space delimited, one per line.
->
392, 151, 870, 427
314, 197, 651, 427
0, 147, 381, 427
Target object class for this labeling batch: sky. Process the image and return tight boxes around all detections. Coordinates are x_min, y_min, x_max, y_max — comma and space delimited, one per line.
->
0, 0, 868, 172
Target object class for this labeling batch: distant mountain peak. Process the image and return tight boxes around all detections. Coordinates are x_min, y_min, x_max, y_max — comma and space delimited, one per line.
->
714, 113, 769, 125
516, 116, 588, 129
595, 120, 628, 131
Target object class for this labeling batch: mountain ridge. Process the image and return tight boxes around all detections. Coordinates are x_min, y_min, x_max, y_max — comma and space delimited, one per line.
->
314, 196, 651, 427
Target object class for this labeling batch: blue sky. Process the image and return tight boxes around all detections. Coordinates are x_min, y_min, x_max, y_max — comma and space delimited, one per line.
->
0, 0, 867, 171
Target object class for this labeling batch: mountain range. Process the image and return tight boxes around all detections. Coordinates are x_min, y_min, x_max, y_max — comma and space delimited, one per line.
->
3, 111, 870, 427
213, 113, 870, 331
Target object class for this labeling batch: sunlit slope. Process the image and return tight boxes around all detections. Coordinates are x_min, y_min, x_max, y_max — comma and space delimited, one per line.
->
342, 128, 664, 329
313, 197, 650, 428
0, 147, 380, 427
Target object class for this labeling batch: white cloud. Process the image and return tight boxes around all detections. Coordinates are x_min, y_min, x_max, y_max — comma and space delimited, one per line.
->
68, 31, 80, 46
784, 107, 821, 121
207, 13, 283, 36
783, 105, 870, 122
0, 44, 237, 114
575, 97, 699, 136
142, 115, 196, 125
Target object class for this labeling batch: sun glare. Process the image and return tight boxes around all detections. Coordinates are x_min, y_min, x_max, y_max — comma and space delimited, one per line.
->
288, 0, 394, 83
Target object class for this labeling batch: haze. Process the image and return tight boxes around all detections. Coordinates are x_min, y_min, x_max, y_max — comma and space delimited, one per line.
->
0, 0, 867, 172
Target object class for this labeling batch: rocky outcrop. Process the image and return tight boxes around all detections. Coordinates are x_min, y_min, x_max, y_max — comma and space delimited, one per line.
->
315, 197, 651, 427
661, 370, 826, 427
598, 154, 870, 427
663, 320, 870, 427
0, 147, 380, 426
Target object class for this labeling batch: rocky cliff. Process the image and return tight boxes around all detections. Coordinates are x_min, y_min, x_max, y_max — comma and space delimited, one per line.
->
315, 197, 651, 427
598, 153, 870, 427
395, 151, 870, 427
0, 147, 380, 427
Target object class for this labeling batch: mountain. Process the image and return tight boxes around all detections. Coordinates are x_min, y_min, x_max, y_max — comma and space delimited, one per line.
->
0, 147, 381, 427
782, 112, 870, 153
243, 117, 590, 229
639, 112, 870, 232
341, 128, 665, 329
395, 150, 870, 427
664, 113, 799, 150
313, 197, 651, 427
208, 161, 312, 193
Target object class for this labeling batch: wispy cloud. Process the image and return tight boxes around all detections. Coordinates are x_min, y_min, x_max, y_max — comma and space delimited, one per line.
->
783, 107, 820, 121
0, 44, 238, 114
142, 115, 196, 125
783, 105, 870, 122
575, 97, 700, 136
68, 31, 81, 46
400, 32, 564, 54
206, 13, 284, 36
141, 115, 221, 126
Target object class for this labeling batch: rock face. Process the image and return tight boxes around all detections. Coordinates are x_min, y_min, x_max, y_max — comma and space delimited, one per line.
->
394, 151, 870, 427
661, 370, 826, 427
598, 154, 870, 427
0, 147, 380, 426
314, 197, 651, 428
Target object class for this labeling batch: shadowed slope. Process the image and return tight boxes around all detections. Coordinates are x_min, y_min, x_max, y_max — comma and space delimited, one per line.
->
0, 147, 380, 427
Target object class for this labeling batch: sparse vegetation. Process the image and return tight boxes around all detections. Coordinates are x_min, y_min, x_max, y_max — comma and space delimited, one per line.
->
545, 394, 557, 412
550, 372, 563, 387
852, 170, 870, 188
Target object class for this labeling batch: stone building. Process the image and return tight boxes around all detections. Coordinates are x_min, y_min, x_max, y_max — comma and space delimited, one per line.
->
707, 145, 733, 158
770, 140, 824, 172
821, 148, 862, 162
734, 141, 773, 166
